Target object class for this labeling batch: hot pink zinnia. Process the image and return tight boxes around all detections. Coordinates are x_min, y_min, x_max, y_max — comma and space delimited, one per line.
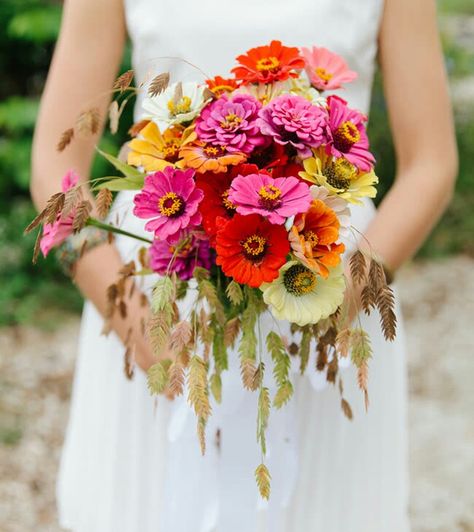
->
301, 46, 357, 91
228, 172, 312, 225
257, 94, 329, 158
326, 95, 375, 172
40, 169, 79, 257
133, 167, 203, 242
195, 93, 266, 154
149, 232, 212, 280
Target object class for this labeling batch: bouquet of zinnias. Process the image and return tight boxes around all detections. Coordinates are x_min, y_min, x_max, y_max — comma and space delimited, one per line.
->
28, 41, 396, 498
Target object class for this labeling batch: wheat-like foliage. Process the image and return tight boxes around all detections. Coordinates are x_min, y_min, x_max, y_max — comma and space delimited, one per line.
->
257, 386, 270, 453
224, 317, 241, 347
349, 250, 367, 285
255, 463, 271, 500
210, 372, 222, 403
299, 326, 311, 374
341, 398, 353, 420
152, 277, 175, 312
169, 320, 193, 354
72, 200, 92, 233
168, 360, 185, 398
108, 100, 120, 134
376, 285, 397, 341
335, 328, 352, 358
113, 70, 134, 93
57, 128, 74, 152
76, 107, 100, 136
148, 72, 170, 97
147, 360, 171, 395
187, 355, 211, 421
226, 280, 243, 305
240, 358, 258, 391
62, 187, 82, 217
273, 381, 294, 408
96, 188, 113, 219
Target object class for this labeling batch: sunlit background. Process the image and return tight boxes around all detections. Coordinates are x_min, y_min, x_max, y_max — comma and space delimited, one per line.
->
0, 0, 473, 530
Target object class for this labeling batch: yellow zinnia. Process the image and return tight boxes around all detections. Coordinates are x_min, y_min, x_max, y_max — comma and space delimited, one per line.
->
299, 148, 378, 205
260, 261, 345, 327
128, 121, 185, 172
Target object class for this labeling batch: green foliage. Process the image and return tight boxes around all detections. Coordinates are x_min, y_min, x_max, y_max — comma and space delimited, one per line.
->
7, 4, 61, 43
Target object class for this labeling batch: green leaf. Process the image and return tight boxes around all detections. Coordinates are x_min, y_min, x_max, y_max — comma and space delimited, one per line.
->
94, 176, 144, 191
147, 360, 171, 395
96, 148, 143, 179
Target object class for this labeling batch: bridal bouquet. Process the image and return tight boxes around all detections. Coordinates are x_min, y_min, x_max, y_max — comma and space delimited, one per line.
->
27, 41, 396, 498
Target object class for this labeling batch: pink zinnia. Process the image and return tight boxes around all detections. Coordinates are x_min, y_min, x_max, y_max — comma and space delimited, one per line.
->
40, 169, 79, 257
133, 167, 203, 242
195, 93, 266, 154
257, 94, 329, 158
326, 95, 375, 172
301, 46, 357, 91
228, 172, 312, 225
149, 233, 212, 280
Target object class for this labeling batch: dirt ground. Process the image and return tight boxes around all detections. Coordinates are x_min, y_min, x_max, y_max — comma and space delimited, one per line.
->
0, 256, 473, 532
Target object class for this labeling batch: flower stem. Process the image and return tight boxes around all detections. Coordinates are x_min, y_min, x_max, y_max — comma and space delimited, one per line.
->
86, 217, 153, 244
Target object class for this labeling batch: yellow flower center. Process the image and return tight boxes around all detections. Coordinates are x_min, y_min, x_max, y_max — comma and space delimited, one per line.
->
242, 234, 267, 260
167, 95, 192, 116
333, 120, 361, 152
323, 158, 358, 191
212, 84, 236, 96
221, 189, 237, 213
283, 263, 318, 296
162, 140, 180, 161
258, 184, 282, 209
158, 192, 184, 217
315, 67, 333, 83
303, 230, 319, 248
256, 56, 280, 72
203, 144, 223, 158
220, 113, 243, 130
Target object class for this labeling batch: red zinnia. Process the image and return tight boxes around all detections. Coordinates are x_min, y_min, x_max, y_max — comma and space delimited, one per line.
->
215, 214, 290, 288
232, 40, 305, 85
197, 164, 261, 244
205, 75, 239, 96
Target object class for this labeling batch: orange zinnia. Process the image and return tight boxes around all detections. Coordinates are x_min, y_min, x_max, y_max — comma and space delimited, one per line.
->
289, 199, 345, 277
205, 75, 239, 96
232, 40, 305, 85
180, 137, 246, 174
216, 214, 290, 288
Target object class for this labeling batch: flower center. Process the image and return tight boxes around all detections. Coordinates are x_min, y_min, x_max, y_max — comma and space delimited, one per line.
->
203, 144, 225, 158
158, 192, 184, 217
256, 56, 280, 72
241, 234, 267, 260
333, 121, 361, 152
220, 113, 243, 130
258, 184, 282, 209
163, 140, 180, 161
212, 84, 236, 96
221, 189, 237, 214
323, 158, 357, 190
283, 264, 317, 296
303, 230, 319, 248
315, 67, 333, 83
167, 96, 192, 116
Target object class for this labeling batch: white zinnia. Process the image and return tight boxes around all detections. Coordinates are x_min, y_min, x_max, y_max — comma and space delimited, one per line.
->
142, 81, 210, 131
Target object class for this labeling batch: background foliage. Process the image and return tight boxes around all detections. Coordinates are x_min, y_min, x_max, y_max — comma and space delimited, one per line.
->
0, 0, 473, 325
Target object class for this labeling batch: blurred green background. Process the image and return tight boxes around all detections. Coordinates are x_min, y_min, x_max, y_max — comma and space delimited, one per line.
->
0, 0, 473, 326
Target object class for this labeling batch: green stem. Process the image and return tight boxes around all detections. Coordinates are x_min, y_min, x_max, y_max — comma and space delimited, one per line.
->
86, 217, 153, 244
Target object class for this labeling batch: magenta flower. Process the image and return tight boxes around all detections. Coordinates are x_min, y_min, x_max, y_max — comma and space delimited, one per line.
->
40, 169, 79, 257
326, 95, 375, 172
195, 93, 266, 154
301, 46, 357, 91
257, 94, 329, 157
228, 172, 311, 225
149, 232, 212, 280
133, 167, 203, 242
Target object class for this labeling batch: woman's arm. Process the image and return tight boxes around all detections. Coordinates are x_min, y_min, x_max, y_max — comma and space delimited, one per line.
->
361, 0, 458, 270
31, 0, 156, 371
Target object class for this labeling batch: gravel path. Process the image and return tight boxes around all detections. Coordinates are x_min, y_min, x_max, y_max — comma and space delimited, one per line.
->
1, 256, 473, 532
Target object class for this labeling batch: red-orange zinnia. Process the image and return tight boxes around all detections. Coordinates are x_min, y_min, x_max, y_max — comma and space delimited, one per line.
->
216, 214, 290, 288
232, 40, 305, 85
289, 199, 345, 277
205, 75, 239, 96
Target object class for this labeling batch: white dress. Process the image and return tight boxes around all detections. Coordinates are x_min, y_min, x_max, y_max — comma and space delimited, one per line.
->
57, 1, 410, 531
